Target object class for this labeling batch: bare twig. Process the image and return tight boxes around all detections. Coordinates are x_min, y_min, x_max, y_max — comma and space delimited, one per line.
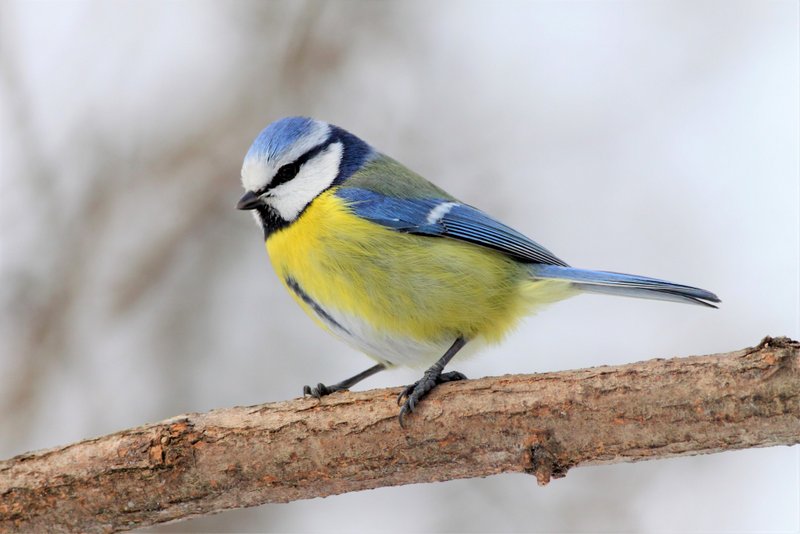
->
1, 336, 798, 533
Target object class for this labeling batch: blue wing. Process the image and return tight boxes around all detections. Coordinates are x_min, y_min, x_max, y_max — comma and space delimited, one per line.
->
335, 188, 569, 266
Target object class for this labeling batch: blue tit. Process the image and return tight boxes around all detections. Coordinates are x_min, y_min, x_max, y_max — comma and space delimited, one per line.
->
237, 116, 720, 425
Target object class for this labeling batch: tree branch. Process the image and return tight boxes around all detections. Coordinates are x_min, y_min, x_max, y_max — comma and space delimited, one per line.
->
1, 336, 798, 533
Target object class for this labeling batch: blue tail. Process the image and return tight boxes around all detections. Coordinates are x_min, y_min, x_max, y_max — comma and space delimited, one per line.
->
529, 265, 721, 308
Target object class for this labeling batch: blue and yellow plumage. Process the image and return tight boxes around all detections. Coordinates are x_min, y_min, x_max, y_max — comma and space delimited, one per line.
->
237, 116, 720, 424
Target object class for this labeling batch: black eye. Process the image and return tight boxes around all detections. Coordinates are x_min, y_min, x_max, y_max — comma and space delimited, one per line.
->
271, 161, 300, 188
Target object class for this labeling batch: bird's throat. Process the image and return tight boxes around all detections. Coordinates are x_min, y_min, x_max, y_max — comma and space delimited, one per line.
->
256, 204, 290, 239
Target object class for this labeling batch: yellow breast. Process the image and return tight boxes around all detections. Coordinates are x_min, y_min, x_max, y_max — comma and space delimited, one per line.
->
265, 189, 572, 352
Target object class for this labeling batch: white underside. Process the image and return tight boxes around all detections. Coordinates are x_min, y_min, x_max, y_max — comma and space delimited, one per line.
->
319, 305, 480, 369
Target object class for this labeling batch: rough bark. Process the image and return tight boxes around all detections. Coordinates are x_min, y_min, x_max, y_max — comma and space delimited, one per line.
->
1, 337, 798, 533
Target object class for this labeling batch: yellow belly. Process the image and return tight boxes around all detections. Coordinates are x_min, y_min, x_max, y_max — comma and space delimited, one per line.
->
266, 189, 574, 363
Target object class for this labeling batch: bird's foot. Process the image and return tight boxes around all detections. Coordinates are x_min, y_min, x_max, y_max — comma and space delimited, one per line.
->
397, 370, 467, 427
303, 382, 347, 398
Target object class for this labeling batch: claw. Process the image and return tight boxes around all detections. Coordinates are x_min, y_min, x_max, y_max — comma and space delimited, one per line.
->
398, 403, 412, 428
397, 384, 415, 406
301, 364, 387, 401
396, 370, 467, 427
302, 382, 338, 398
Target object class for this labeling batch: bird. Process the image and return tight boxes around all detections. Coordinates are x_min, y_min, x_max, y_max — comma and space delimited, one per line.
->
236, 116, 720, 426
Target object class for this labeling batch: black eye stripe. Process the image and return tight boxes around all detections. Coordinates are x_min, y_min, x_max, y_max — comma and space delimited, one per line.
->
260, 141, 332, 194
271, 161, 299, 188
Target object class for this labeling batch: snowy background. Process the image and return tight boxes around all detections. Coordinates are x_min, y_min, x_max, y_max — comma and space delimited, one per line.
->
1, 1, 798, 532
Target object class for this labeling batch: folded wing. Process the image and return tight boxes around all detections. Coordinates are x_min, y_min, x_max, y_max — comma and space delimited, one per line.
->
336, 187, 568, 266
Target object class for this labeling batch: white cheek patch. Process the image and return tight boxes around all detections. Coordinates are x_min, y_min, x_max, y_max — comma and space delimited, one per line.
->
268, 141, 343, 221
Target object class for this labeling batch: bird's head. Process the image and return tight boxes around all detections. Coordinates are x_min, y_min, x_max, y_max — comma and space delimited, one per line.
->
237, 117, 374, 235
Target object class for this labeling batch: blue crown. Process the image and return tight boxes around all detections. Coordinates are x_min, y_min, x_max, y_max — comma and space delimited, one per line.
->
246, 116, 320, 162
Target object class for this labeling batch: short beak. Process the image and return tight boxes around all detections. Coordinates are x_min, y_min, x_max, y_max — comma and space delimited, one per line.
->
236, 190, 262, 210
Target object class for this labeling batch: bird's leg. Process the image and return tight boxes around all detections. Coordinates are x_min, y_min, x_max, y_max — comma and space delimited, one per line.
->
398, 337, 468, 427
303, 363, 386, 398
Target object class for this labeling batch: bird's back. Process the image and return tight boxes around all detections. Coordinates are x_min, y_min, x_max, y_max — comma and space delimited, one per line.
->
346, 153, 456, 199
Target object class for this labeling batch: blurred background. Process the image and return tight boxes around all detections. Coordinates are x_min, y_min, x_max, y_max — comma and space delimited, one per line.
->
1, 1, 798, 532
